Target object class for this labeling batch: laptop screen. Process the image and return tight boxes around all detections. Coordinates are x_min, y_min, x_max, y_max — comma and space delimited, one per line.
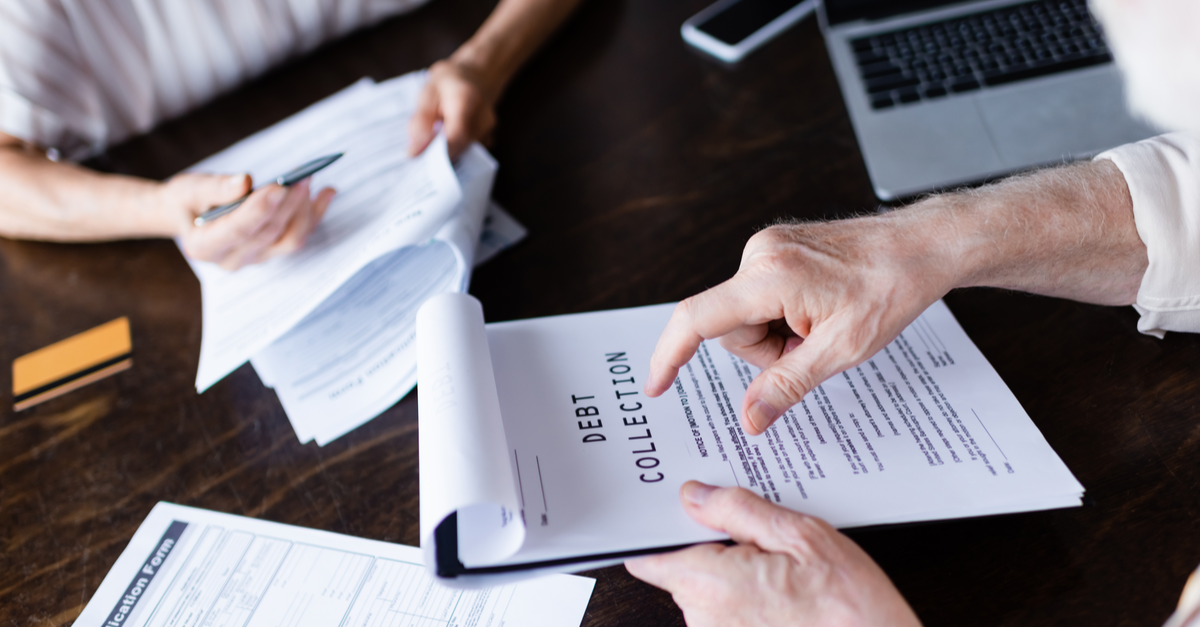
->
825, 0, 966, 25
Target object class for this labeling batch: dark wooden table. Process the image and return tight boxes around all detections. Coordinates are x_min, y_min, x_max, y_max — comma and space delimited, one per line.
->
3, 1, 1199, 625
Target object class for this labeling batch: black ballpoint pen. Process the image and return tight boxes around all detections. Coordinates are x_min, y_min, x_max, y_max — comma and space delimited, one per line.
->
193, 152, 344, 226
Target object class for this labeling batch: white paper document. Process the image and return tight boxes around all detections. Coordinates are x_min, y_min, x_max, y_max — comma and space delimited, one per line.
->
186, 72, 522, 445
415, 294, 1085, 586
75, 503, 594, 627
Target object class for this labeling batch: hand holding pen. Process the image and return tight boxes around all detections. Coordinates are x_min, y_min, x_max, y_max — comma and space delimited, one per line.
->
171, 154, 341, 271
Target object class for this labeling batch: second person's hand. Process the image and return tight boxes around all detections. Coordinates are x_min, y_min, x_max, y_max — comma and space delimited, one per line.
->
626, 482, 922, 627
408, 59, 498, 160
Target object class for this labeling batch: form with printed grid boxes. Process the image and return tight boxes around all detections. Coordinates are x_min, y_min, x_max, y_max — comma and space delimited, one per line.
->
76, 502, 594, 627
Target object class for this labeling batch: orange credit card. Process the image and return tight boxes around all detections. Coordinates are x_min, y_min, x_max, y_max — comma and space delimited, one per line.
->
12, 317, 132, 411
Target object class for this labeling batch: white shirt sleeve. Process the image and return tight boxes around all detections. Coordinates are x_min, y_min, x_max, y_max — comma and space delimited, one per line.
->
1162, 565, 1200, 627
1096, 133, 1200, 338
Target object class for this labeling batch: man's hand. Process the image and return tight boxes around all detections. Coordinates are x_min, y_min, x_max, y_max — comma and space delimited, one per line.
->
643, 160, 1144, 437
168, 173, 335, 271
644, 214, 955, 435
409, 60, 498, 160
626, 482, 922, 627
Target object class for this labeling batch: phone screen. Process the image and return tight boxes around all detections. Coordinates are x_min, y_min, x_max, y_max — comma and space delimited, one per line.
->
694, 0, 806, 45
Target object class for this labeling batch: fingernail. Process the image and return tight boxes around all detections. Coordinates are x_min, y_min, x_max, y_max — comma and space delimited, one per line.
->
747, 400, 779, 431
682, 482, 717, 506
268, 187, 287, 207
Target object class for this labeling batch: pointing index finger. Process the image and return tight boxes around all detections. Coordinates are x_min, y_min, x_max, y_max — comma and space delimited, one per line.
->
645, 281, 769, 397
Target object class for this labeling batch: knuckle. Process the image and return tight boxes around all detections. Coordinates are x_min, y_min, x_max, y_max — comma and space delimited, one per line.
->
675, 297, 700, 329
775, 512, 837, 561
816, 317, 878, 368
714, 487, 766, 522
230, 219, 260, 241
752, 250, 794, 277
748, 224, 791, 249
761, 367, 812, 403
774, 518, 819, 561
241, 198, 271, 223
276, 236, 303, 255
725, 486, 761, 509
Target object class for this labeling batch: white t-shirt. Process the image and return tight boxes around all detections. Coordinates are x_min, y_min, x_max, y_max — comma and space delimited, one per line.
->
0, 0, 428, 159
1097, 133, 1200, 337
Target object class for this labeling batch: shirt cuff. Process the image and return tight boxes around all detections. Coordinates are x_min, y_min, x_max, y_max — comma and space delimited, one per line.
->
1096, 132, 1200, 338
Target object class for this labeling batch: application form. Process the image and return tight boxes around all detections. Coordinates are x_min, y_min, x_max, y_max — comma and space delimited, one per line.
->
77, 503, 594, 627
188, 75, 464, 393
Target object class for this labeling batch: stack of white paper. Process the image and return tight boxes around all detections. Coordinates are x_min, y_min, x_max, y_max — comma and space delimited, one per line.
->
186, 72, 525, 445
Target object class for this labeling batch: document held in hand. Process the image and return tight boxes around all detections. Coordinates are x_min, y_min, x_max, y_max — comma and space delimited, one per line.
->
185, 71, 524, 446
415, 293, 1085, 587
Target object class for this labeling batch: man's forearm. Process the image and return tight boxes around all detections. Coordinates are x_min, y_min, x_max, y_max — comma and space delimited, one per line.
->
914, 159, 1147, 306
451, 0, 583, 98
0, 139, 175, 242
647, 151, 1148, 435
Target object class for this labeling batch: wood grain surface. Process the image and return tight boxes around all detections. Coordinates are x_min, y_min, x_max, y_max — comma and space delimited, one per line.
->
2, 1, 1198, 625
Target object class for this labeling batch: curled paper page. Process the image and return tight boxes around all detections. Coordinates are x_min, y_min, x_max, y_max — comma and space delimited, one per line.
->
430, 143, 498, 287
187, 75, 462, 392
248, 140, 500, 446
417, 293, 525, 577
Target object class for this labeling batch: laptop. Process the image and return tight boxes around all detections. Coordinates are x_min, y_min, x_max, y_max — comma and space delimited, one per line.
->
820, 0, 1160, 200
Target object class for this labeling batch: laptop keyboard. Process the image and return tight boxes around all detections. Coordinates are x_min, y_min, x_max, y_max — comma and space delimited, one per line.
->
851, 0, 1113, 110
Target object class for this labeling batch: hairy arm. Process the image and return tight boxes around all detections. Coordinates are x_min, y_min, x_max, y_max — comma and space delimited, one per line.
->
646, 159, 1147, 434
943, 158, 1145, 304
409, 0, 583, 157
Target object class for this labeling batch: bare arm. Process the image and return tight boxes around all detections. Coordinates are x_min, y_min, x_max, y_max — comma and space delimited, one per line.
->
0, 134, 171, 241
943, 158, 1145, 304
0, 132, 334, 270
645, 159, 1147, 435
409, 0, 583, 157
